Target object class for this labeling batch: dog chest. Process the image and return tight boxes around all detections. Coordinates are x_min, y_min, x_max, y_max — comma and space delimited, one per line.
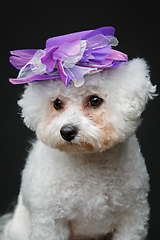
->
22, 139, 148, 222
45, 154, 122, 220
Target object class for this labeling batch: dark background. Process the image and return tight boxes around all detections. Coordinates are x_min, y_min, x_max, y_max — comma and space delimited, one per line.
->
0, 1, 159, 239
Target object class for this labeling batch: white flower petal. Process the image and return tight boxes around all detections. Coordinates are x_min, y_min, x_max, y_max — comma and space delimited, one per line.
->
18, 50, 47, 78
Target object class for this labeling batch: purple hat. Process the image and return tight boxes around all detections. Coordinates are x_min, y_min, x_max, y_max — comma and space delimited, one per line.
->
9, 26, 128, 87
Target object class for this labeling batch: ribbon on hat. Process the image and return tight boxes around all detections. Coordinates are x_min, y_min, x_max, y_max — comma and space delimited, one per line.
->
9, 27, 128, 87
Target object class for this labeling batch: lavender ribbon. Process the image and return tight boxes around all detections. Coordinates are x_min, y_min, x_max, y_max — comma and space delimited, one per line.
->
9, 27, 128, 87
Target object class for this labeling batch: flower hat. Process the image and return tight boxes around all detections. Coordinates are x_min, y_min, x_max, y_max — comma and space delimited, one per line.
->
9, 26, 128, 87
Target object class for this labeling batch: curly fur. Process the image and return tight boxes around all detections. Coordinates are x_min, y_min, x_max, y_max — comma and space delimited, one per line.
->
0, 58, 156, 240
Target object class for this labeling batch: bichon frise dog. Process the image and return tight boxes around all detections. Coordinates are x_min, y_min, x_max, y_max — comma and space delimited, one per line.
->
0, 27, 156, 240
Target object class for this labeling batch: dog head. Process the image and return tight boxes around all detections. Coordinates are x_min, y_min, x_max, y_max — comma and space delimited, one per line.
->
18, 58, 156, 153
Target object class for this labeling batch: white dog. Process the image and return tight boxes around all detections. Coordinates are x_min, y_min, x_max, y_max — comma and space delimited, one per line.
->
0, 58, 156, 240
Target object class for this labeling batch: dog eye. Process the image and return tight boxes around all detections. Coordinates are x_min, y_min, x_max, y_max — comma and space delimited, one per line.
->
53, 98, 63, 110
89, 96, 103, 108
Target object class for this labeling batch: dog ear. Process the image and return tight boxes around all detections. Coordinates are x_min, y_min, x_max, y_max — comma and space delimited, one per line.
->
107, 58, 157, 140
18, 83, 48, 131
125, 58, 156, 113
128, 58, 156, 101
112, 58, 156, 117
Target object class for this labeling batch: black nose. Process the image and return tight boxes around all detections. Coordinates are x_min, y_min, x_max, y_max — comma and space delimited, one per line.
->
60, 124, 78, 142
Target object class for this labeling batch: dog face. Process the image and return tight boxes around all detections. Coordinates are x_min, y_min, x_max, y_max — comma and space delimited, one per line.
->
18, 59, 156, 153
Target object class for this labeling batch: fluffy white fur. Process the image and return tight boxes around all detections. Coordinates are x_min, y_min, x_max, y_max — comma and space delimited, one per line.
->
0, 58, 156, 240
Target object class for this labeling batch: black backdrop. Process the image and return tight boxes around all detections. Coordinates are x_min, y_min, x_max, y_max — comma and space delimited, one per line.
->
0, 1, 159, 239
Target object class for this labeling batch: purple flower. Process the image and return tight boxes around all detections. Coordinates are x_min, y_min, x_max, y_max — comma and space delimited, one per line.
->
9, 27, 128, 87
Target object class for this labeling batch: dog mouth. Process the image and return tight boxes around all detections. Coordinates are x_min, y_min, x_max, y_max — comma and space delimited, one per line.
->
38, 119, 118, 153
59, 124, 95, 152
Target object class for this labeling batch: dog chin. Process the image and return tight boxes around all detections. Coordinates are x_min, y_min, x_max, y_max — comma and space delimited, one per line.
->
41, 136, 116, 154
55, 142, 95, 153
